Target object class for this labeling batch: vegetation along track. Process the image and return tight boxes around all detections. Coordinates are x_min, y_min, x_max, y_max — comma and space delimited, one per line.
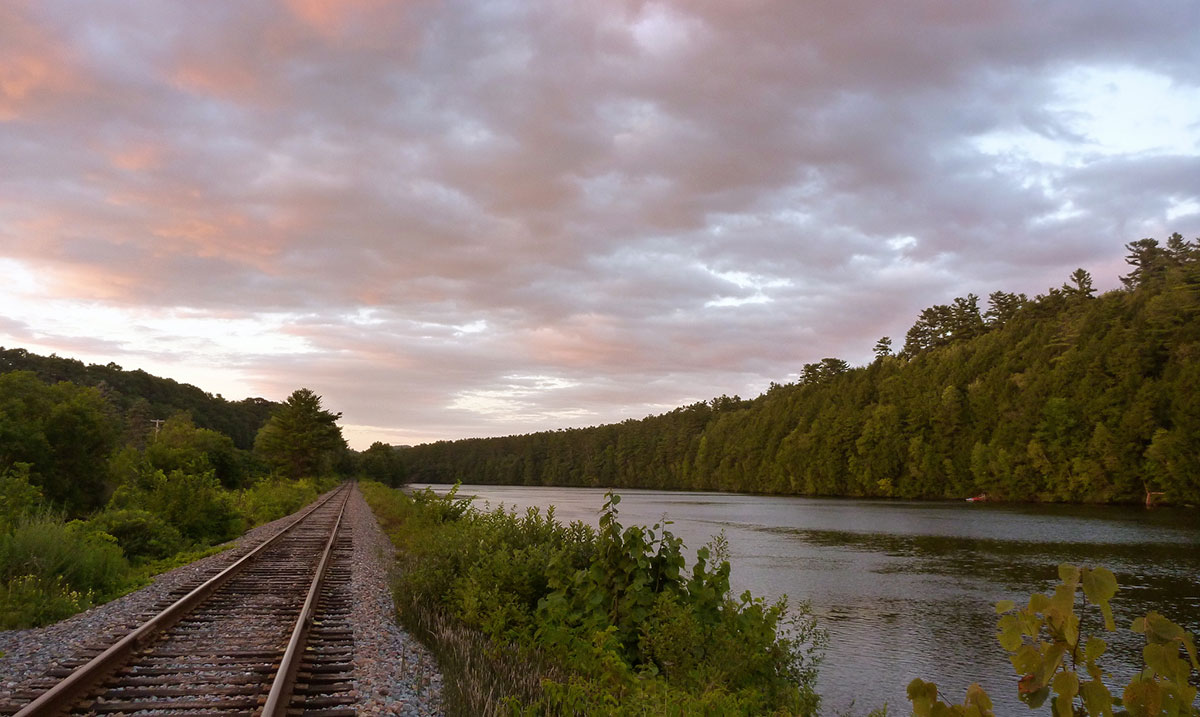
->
6, 484, 357, 717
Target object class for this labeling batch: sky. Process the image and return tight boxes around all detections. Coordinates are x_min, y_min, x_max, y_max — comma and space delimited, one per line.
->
2, 0, 1199, 450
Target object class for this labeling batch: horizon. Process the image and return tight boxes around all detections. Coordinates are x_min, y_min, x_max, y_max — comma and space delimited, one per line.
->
2, 1, 1198, 451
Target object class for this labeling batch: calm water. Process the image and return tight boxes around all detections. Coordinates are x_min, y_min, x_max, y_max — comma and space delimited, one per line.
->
411, 484, 1200, 713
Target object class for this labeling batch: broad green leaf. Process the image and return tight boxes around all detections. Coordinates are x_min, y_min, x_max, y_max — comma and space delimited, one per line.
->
995, 599, 1015, 614
1145, 612, 1185, 644
1081, 567, 1118, 602
1038, 644, 1067, 684
997, 614, 1023, 651
1099, 601, 1116, 632
1020, 685, 1051, 709
1012, 644, 1041, 674
1122, 676, 1163, 717
1142, 643, 1175, 676
1052, 671, 1079, 717
1079, 678, 1113, 717
1053, 670, 1079, 697
1059, 563, 1081, 586
964, 683, 993, 711
908, 677, 939, 717
1131, 616, 1146, 633
1084, 635, 1107, 662
1183, 632, 1199, 671
1063, 611, 1081, 647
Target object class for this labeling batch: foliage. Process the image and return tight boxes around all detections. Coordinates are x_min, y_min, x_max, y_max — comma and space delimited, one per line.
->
909, 564, 1199, 716
0, 358, 346, 628
144, 414, 246, 488
0, 371, 120, 514
358, 441, 407, 485
400, 234, 1200, 505
234, 475, 336, 526
0, 513, 130, 627
109, 466, 242, 545
85, 508, 184, 563
361, 481, 824, 715
254, 388, 348, 479
0, 574, 93, 630
0, 462, 43, 529
0, 347, 279, 450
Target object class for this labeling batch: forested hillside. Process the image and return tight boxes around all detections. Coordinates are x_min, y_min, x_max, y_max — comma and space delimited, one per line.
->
401, 235, 1200, 505
0, 348, 278, 449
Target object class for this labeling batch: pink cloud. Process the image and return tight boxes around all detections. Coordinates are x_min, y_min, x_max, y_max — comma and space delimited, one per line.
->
0, 3, 83, 120
106, 143, 165, 172
171, 62, 262, 100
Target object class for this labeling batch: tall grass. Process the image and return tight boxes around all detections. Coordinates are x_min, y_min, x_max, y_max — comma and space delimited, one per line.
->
0, 512, 129, 628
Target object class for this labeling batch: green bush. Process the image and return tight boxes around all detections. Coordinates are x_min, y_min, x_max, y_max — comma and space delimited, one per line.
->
110, 467, 242, 545
235, 476, 335, 526
86, 508, 183, 563
0, 574, 92, 629
361, 481, 824, 716
0, 462, 42, 530
0, 513, 131, 627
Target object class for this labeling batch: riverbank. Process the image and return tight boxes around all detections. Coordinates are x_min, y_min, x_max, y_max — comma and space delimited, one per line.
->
413, 483, 1200, 713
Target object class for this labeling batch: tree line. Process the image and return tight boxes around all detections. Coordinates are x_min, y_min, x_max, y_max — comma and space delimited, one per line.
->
0, 348, 279, 449
400, 234, 1200, 505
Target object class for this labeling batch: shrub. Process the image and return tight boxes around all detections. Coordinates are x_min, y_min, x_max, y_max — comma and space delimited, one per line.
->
0, 574, 92, 629
235, 476, 334, 526
0, 462, 42, 530
86, 508, 183, 563
0, 513, 130, 626
110, 468, 242, 545
361, 482, 824, 716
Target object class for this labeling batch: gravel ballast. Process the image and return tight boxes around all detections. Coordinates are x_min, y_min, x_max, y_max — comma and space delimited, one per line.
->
0, 485, 444, 715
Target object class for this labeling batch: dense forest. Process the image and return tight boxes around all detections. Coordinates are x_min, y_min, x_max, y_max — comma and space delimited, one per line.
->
0, 348, 279, 450
401, 235, 1200, 506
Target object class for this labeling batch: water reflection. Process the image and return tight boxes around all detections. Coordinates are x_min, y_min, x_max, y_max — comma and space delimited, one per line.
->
411, 484, 1200, 713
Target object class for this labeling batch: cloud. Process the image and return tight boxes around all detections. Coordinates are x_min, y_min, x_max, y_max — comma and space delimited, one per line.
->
1, 0, 1198, 447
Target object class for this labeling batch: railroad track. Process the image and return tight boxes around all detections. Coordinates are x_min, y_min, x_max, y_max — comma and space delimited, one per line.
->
6, 484, 358, 717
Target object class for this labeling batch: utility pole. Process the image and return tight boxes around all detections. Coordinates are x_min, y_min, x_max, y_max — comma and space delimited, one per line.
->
150, 418, 165, 437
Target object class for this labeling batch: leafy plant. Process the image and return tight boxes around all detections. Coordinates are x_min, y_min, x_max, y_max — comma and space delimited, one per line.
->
86, 508, 183, 563
361, 482, 825, 716
0, 574, 92, 629
909, 564, 1199, 716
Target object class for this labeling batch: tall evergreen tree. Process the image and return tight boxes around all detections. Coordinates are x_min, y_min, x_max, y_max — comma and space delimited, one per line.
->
254, 389, 347, 479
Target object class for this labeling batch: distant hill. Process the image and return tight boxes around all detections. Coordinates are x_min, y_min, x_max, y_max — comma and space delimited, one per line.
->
0, 348, 278, 449
400, 235, 1200, 506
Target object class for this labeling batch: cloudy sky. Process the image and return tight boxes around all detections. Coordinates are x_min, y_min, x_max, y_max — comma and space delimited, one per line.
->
2, 1, 1198, 449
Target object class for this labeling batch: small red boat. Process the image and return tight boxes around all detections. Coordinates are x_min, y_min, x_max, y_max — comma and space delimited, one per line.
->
965, 494, 988, 502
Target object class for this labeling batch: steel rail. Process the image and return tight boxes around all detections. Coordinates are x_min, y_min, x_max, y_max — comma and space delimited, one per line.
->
14, 484, 351, 717
261, 483, 352, 716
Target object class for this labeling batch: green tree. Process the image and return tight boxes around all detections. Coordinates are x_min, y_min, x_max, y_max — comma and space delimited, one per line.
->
359, 441, 406, 485
1063, 267, 1096, 299
873, 336, 893, 360
145, 414, 245, 488
0, 371, 118, 513
254, 388, 347, 479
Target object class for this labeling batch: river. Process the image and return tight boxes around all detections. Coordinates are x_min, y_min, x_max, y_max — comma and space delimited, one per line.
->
409, 483, 1200, 713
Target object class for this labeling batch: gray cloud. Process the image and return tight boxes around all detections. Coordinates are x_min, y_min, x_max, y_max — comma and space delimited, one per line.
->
2, 0, 1198, 446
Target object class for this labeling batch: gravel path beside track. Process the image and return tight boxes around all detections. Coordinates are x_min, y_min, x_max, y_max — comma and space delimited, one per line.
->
0, 484, 444, 716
